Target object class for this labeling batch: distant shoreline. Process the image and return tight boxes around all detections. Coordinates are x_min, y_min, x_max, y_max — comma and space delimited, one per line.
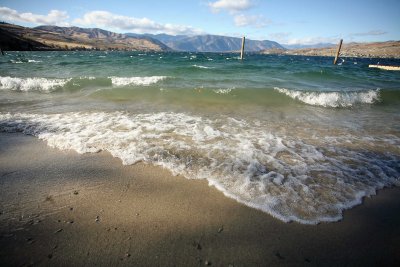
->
2, 22, 399, 57
1, 50, 399, 60
260, 41, 400, 59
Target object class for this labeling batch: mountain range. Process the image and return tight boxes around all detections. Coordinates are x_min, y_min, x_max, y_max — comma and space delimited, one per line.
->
0, 22, 283, 52
1, 22, 398, 58
126, 33, 284, 52
0, 23, 169, 51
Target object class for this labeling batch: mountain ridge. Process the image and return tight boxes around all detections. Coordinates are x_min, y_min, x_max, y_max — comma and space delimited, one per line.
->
0, 23, 170, 51
126, 33, 284, 52
1, 22, 398, 58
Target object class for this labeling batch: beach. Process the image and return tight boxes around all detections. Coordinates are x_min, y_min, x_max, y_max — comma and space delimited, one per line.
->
1, 132, 400, 266
1, 51, 400, 266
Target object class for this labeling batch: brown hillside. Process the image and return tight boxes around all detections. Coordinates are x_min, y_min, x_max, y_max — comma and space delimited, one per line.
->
260, 41, 400, 59
0, 23, 169, 52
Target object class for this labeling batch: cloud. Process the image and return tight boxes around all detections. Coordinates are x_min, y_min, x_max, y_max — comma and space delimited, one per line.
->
234, 14, 271, 28
208, 0, 253, 13
285, 36, 340, 45
349, 30, 387, 37
74, 11, 203, 35
208, 1, 270, 29
0, 7, 203, 35
268, 32, 291, 42
268, 32, 340, 45
0, 7, 69, 26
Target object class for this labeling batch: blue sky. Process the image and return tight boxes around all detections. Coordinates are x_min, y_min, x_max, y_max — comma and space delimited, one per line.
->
0, 0, 399, 44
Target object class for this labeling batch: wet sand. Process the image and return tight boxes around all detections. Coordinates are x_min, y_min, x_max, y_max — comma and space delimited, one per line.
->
0, 132, 399, 266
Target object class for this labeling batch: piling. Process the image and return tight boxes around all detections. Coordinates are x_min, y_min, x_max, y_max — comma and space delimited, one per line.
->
240, 36, 245, 60
333, 39, 343, 65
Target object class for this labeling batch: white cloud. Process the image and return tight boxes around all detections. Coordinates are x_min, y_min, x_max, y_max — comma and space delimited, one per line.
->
74, 11, 203, 35
266, 32, 340, 45
268, 32, 291, 42
234, 14, 271, 28
349, 30, 387, 37
285, 36, 340, 45
0, 7, 69, 26
208, 0, 253, 13
208, 1, 270, 29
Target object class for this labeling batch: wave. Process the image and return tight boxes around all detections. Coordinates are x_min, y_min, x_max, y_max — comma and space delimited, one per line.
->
192, 64, 214, 69
9, 59, 42, 64
0, 76, 168, 92
0, 76, 71, 92
1, 111, 398, 224
109, 76, 168, 86
274, 87, 380, 107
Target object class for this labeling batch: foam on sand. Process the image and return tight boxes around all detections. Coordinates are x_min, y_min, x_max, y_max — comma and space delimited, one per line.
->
1, 111, 399, 224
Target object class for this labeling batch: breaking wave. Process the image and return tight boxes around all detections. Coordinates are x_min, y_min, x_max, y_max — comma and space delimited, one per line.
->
0, 76, 168, 92
274, 87, 381, 107
110, 76, 168, 86
0, 76, 71, 92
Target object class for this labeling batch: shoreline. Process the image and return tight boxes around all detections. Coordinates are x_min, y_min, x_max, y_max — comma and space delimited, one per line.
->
1, 132, 400, 266
2, 50, 400, 60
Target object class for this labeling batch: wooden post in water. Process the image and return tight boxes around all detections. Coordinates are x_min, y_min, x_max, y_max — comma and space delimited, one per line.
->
240, 36, 245, 60
333, 39, 343, 65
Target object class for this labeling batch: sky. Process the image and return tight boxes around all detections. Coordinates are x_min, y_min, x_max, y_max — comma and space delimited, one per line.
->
0, 0, 399, 44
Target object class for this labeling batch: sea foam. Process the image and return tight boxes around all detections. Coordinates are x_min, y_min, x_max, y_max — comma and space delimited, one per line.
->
192, 64, 214, 69
0, 76, 71, 92
274, 87, 380, 107
213, 87, 235, 94
1, 111, 398, 224
109, 76, 168, 86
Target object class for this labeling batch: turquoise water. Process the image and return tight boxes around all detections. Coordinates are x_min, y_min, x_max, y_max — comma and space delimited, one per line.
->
1, 51, 399, 224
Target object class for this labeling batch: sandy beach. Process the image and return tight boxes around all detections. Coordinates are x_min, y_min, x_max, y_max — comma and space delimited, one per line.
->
0, 132, 399, 266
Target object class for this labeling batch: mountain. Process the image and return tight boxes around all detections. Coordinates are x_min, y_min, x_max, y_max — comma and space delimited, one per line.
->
0, 22, 52, 51
0, 23, 170, 51
260, 41, 400, 58
126, 33, 187, 45
126, 33, 284, 52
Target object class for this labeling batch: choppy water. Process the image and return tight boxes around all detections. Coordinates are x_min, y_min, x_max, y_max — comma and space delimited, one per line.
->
1, 51, 399, 224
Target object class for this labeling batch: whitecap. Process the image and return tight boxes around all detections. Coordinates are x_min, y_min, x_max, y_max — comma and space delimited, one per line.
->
10, 60, 23, 64
0, 76, 71, 92
274, 87, 380, 107
192, 64, 214, 69
109, 76, 168, 86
